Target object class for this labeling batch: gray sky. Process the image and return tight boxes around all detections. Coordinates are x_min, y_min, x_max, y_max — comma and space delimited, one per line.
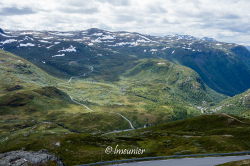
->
0, 0, 250, 45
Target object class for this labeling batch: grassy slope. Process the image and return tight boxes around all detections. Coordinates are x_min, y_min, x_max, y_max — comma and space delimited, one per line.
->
1, 114, 250, 165
0, 50, 58, 94
2, 50, 248, 165
56, 76, 202, 128
211, 89, 250, 118
120, 59, 225, 106
55, 58, 226, 128
0, 50, 205, 135
106, 41, 250, 96
0, 50, 137, 135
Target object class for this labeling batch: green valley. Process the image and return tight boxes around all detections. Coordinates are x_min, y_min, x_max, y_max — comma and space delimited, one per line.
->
1, 28, 250, 166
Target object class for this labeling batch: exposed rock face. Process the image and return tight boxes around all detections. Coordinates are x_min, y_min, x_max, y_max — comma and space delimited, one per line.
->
0, 150, 64, 166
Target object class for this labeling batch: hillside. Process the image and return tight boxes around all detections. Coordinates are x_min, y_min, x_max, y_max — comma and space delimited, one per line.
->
165, 45, 250, 96
0, 51, 249, 165
1, 114, 250, 165
1, 29, 250, 165
1, 1, 250, 165
0, 50, 139, 135
0, 50, 58, 93
1, 28, 250, 95
0, 50, 207, 135
120, 59, 225, 106
211, 89, 250, 118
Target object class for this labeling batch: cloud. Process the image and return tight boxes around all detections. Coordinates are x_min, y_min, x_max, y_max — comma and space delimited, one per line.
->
0, 0, 250, 45
147, 5, 167, 14
60, 6, 99, 14
115, 14, 137, 23
96, 0, 130, 6
0, 7, 35, 16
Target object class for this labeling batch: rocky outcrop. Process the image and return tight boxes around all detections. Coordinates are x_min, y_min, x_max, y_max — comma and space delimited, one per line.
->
0, 150, 64, 166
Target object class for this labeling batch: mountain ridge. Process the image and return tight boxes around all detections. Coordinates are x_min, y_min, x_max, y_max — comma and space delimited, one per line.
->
1, 28, 250, 96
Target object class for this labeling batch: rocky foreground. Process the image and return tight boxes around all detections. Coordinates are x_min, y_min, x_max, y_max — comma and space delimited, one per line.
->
0, 150, 64, 166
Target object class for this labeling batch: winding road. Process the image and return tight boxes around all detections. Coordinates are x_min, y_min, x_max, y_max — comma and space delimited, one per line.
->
116, 113, 135, 129
57, 66, 95, 112
56, 67, 136, 133
69, 95, 94, 112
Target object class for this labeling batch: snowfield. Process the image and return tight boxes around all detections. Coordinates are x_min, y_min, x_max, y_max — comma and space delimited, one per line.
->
19, 43, 35, 47
0, 39, 17, 44
52, 54, 65, 57
58, 45, 76, 52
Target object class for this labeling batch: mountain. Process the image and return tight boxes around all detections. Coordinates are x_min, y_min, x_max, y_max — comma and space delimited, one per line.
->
1, 33, 250, 165
1, 28, 250, 96
0, 50, 139, 135
0, 33, 137, 81
211, 88, 250, 117
0, 50, 59, 90
0, 50, 205, 135
121, 59, 225, 106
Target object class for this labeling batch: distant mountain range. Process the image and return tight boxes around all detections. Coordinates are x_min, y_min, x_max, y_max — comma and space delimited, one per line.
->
1, 28, 250, 96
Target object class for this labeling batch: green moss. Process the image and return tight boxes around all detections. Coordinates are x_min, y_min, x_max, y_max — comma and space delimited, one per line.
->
1, 114, 250, 165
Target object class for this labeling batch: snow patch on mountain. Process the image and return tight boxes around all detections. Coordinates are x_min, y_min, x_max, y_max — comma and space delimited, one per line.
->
46, 45, 54, 49
43, 37, 54, 40
58, 45, 76, 52
0, 39, 17, 44
91, 38, 102, 43
0, 33, 12, 38
162, 46, 170, 50
115, 41, 138, 47
137, 39, 150, 43
19, 43, 35, 47
92, 33, 103, 36
24, 36, 34, 41
139, 35, 151, 41
101, 35, 115, 40
52, 54, 65, 57
50, 32, 74, 36
150, 49, 158, 52
39, 40, 51, 43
